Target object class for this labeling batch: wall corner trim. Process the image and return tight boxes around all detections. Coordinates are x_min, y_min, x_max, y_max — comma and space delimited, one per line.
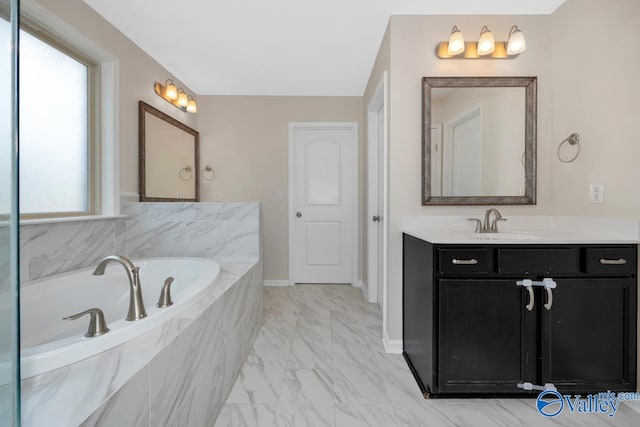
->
383, 331, 403, 354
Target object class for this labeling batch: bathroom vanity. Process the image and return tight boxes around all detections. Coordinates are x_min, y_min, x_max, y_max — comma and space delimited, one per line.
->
402, 226, 638, 398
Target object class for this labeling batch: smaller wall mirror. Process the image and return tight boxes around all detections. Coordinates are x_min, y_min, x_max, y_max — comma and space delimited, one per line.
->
139, 101, 199, 202
422, 76, 537, 205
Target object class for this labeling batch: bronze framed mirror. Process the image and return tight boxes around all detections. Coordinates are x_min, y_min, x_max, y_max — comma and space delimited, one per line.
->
422, 76, 537, 205
139, 101, 199, 202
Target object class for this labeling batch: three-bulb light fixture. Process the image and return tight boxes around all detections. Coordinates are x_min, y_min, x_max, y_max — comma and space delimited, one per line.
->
437, 25, 526, 59
154, 79, 197, 113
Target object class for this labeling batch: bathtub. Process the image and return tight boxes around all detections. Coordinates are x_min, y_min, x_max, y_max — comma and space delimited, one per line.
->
0, 257, 220, 384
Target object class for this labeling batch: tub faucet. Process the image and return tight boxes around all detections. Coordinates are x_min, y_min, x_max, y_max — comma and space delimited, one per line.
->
93, 255, 147, 321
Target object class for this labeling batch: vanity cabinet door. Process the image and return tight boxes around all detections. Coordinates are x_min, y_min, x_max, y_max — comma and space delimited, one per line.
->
437, 279, 537, 394
541, 278, 637, 393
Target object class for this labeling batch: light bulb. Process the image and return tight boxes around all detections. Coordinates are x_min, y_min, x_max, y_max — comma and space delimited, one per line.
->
477, 25, 495, 56
165, 79, 178, 100
187, 97, 197, 113
177, 90, 188, 107
507, 25, 526, 55
447, 26, 465, 56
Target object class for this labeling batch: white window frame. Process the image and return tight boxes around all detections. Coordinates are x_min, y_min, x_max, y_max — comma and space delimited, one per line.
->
14, 0, 119, 220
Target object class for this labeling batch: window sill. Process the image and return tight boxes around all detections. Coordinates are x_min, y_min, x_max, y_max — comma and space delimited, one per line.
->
18, 214, 127, 226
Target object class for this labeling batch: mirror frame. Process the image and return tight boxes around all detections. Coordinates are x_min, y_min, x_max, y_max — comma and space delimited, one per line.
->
139, 101, 200, 202
422, 76, 537, 205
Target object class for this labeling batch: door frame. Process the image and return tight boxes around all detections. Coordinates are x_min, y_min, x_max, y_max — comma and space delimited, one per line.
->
288, 122, 359, 286
366, 72, 388, 307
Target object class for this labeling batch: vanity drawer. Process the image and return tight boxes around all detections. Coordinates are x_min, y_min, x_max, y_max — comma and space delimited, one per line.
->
585, 248, 636, 275
497, 248, 579, 275
438, 248, 493, 275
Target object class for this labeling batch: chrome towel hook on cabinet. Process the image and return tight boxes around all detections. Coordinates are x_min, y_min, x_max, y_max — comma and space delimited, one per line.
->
557, 133, 581, 163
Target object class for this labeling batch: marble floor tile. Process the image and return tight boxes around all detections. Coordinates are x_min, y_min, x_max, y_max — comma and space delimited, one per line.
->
213, 403, 277, 427
226, 344, 288, 405
216, 284, 640, 427
273, 369, 335, 427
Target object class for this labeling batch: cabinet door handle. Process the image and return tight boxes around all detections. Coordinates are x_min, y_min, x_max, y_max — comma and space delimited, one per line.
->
600, 258, 627, 265
544, 287, 553, 310
524, 286, 534, 311
516, 279, 535, 311
452, 258, 478, 265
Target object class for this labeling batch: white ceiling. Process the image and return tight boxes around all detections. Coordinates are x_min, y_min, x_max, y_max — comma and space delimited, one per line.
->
84, 0, 565, 96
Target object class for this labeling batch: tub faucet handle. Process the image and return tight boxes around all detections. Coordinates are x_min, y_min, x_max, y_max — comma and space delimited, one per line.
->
157, 277, 175, 308
63, 308, 110, 338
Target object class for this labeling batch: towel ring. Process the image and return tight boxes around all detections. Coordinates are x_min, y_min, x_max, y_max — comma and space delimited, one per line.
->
179, 166, 193, 181
557, 133, 581, 163
201, 164, 215, 181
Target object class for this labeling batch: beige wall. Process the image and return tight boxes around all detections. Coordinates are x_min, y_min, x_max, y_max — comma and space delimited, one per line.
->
379, 15, 554, 343
196, 96, 364, 281
30, 0, 197, 196
549, 0, 640, 216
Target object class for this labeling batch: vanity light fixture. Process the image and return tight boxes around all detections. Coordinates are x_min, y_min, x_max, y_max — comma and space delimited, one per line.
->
447, 26, 465, 56
187, 96, 197, 113
164, 79, 178, 100
436, 25, 526, 59
477, 26, 495, 55
507, 25, 526, 55
154, 79, 198, 114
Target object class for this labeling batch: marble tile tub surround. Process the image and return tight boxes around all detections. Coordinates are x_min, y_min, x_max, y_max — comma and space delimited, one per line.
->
17, 202, 260, 285
22, 260, 263, 427
121, 202, 260, 261
403, 215, 640, 242
216, 285, 640, 427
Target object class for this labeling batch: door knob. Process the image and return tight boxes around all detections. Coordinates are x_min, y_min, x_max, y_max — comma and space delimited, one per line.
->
372, 215, 380, 222
296, 212, 302, 218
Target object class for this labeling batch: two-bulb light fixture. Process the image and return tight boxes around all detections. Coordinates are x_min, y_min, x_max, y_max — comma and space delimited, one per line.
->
154, 79, 197, 113
437, 25, 526, 59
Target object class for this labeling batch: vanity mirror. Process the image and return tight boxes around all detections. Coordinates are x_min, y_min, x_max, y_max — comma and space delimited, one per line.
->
422, 76, 537, 205
139, 101, 200, 202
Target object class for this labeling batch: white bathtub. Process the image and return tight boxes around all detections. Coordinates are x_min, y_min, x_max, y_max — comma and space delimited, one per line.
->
0, 257, 220, 385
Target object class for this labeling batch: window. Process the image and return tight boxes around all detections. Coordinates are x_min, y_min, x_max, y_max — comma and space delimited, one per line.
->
0, 13, 99, 218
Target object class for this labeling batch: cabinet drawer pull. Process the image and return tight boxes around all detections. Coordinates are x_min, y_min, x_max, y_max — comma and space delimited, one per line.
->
452, 258, 478, 265
600, 258, 627, 265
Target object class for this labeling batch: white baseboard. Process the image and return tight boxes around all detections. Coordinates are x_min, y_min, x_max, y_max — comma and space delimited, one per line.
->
383, 331, 403, 354
358, 280, 372, 302
353, 280, 364, 289
263, 280, 290, 287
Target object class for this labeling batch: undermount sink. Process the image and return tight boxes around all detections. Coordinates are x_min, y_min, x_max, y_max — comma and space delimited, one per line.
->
451, 231, 543, 241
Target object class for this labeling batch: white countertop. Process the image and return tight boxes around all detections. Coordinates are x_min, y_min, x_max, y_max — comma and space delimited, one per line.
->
402, 215, 640, 245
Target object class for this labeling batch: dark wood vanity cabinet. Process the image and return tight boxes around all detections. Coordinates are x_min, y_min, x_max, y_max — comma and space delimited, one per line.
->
402, 233, 637, 398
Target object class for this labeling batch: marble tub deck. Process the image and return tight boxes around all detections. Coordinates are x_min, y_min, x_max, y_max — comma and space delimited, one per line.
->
215, 285, 640, 427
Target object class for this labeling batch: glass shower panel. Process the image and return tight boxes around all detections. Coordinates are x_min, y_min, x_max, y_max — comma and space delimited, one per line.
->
0, 0, 21, 426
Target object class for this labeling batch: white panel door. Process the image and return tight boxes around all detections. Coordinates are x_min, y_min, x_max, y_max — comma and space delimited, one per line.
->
452, 112, 482, 196
291, 123, 357, 284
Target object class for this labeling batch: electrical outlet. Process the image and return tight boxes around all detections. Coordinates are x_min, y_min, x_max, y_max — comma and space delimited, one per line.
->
214, 192, 222, 201
590, 183, 604, 204
276, 191, 284, 203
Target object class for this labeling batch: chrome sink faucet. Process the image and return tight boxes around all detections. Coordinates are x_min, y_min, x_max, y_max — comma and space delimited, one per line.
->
93, 255, 147, 321
468, 208, 507, 233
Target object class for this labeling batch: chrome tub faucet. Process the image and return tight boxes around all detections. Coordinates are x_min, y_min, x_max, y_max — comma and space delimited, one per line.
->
93, 255, 147, 321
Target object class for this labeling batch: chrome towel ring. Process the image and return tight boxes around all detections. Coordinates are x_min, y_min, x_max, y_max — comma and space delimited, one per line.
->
557, 133, 581, 163
179, 166, 193, 181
